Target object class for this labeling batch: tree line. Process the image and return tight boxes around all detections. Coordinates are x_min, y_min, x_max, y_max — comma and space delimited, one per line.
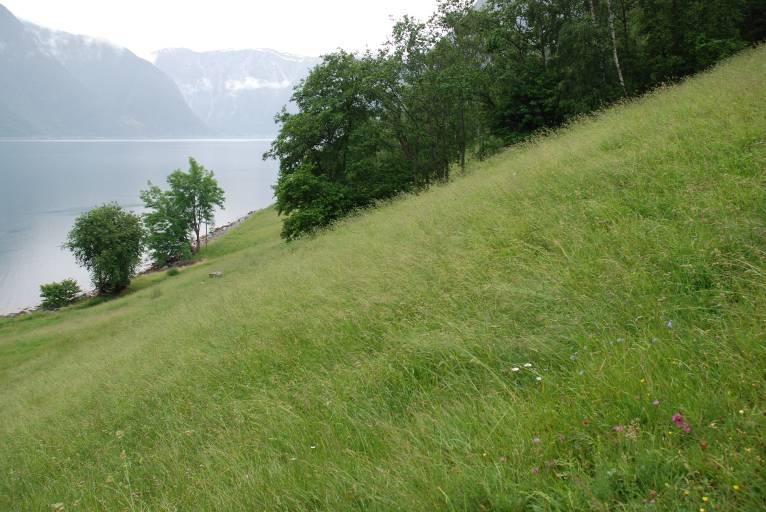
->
266, 0, 765, 240
39, 158, 224, 309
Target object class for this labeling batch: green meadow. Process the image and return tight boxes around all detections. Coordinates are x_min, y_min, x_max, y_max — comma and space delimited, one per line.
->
1, 47, 765, 510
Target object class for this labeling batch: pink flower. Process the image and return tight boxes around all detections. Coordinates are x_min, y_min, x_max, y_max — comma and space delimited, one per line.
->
672, 413, 692, 433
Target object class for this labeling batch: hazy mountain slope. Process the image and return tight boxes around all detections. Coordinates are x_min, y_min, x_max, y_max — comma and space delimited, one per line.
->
0, 4, 207, 137
1, 48, 765, 510
155, 48, 320, 136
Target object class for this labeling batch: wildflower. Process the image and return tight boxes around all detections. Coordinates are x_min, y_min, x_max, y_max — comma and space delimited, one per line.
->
683, 490, 690, 496
530, 466, 540, 475
733, 484, 740, 491
532, 437, 541, 445
739, 409, 745, 415
648, 490, 658, 499
702, 496, 709, 502
524, 363, 533, 368
666, 320, 673, 328
652, 400, 661, 406
511, 367, 520, 372
672, 413, 692, 433
499, 456, 508, 463
612, 425, 625, 433
536, 376, 543, 382
310, 445, 316, 449
582, 418, 590, 427
115, 430, 124, 439
699, 440, 708, 450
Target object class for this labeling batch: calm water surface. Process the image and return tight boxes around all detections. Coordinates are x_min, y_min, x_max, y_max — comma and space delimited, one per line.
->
0, 140, 278, 314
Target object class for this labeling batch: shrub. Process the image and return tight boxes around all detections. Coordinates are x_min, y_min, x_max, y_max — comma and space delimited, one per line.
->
39, 279, 81, 310
166, 268, 180, 277
65, 203, 145, 294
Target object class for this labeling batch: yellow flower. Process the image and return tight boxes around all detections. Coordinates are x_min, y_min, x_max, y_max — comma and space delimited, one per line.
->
733, 484, 740, 491
702, 496, 709, 502
684, 490, 690, 496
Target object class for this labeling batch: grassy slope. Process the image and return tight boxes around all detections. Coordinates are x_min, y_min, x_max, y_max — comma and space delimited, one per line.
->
1, 48, 765, 511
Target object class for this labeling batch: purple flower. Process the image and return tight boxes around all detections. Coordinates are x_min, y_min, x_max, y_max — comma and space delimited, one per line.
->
672, 413, 692, 433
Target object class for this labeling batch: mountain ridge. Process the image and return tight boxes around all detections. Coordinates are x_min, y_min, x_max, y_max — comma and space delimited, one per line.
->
155, 47, 320, 137
0, 4, 208, 137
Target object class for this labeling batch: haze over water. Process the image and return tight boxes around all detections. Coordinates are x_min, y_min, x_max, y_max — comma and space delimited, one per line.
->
0, 139, 278, 314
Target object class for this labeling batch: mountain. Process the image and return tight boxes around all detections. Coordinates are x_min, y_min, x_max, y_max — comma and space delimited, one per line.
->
154, 48, 320, 137
0, 4, 207, 137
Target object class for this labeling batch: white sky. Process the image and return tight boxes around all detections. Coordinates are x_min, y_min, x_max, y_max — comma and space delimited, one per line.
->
3, 0, 441, 60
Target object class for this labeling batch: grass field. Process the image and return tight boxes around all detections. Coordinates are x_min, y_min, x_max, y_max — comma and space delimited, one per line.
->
1, 47, 765, 511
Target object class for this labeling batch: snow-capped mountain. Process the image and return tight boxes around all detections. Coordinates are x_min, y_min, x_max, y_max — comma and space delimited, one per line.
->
0, 4, 207, 137
154, 48, 320, 137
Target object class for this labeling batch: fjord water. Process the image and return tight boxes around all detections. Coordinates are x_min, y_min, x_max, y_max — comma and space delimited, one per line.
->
0, 139, 278, 314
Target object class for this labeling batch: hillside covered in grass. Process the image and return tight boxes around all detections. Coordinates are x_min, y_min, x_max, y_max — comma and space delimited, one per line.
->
2, 48, 766, 510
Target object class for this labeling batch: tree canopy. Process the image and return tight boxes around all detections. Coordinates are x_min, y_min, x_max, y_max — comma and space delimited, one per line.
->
65, 203, 145, 294
141, 158, 225, 264
266, 0, 764, 240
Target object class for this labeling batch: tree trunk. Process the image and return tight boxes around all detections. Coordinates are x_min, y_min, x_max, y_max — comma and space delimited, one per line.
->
605, 0, 627, 96
587, 0, 597, 23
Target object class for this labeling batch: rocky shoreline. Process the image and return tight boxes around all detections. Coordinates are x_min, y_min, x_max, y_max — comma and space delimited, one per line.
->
1, 210, 257, 319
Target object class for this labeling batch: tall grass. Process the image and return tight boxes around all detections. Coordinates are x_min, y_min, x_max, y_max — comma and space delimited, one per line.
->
1, 48, 765, 511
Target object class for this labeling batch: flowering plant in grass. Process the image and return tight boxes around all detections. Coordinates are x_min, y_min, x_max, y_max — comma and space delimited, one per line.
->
672, 413, 692, 433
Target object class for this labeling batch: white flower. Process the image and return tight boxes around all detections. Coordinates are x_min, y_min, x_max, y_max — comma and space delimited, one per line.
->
536, 376, 543, 382
511, 367, 520, 372
524, 363, 533, 368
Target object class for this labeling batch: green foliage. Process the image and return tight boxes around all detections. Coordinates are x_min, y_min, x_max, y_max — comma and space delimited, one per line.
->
166, 268, 180, 277
141, 157, 225, 262
267, 0, 760, 240
140, 183, 191, 266
39, 279, 81, 310
65, 203, 144, 294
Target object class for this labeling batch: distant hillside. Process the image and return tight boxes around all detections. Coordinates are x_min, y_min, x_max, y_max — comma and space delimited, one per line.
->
0, 4, 207, 137
154, 48, 320, 137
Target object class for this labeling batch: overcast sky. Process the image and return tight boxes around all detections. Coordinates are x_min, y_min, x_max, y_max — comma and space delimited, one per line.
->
3, 0, 441, 60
